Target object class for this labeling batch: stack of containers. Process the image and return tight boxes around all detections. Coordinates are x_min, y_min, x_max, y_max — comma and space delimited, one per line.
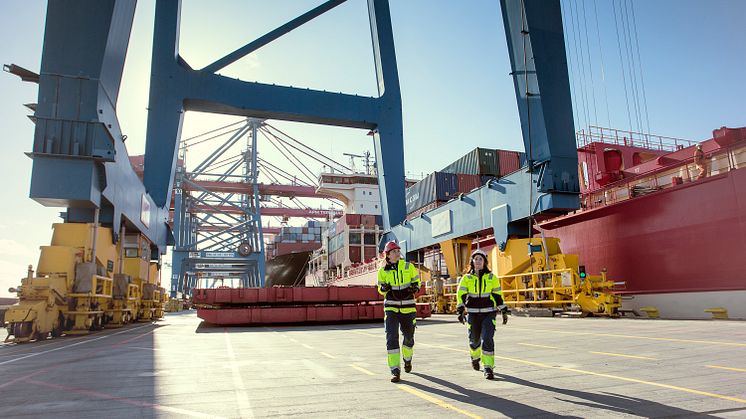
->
270, 220, 336, 257
405, 172, 459, 214
405, 147, 526, 219
326, 213, 385, 267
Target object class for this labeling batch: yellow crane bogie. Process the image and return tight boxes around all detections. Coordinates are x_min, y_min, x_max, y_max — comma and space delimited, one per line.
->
4, 223, 165, 343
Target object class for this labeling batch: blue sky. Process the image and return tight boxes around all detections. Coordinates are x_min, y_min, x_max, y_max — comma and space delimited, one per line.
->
1, 0, 744, 294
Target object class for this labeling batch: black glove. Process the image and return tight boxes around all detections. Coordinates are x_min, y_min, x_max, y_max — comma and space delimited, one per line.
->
456, 305, 466, 324
379, 283, 392, 292
409, 283, 420, 294
498, 304, 509, 325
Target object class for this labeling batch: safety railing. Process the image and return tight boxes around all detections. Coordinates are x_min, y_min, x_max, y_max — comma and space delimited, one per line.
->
69, 275, 113, 299
577, 126, 697, 152
420, 279, 460, 313
499, 268, 580, 306
582, 143, 746, 209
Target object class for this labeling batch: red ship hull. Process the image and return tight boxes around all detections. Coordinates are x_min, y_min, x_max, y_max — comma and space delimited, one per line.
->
540, 127, 746, 319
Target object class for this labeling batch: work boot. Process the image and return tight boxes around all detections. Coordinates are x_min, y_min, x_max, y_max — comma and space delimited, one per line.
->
390, 368, 401, 383
484, 367, 494, 380
471, 359, 480, 371
404, 360, 412, 373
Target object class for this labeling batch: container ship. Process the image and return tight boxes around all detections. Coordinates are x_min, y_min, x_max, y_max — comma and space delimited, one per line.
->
304, 149, 525, 287
301, 126, 746, 319
539, 125, 746, 319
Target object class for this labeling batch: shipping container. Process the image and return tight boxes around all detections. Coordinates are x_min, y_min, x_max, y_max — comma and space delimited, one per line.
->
364, 246, 378, 261
405, 172, 458, 213
361, 214, 376, 227
441, 148, 499, 176
518, 151, 527, 167
480, 175, 499, 185
345, 214, 361, 226
456, 174, 481, 193
497, 149, 521, 176
349, 246, 362, 264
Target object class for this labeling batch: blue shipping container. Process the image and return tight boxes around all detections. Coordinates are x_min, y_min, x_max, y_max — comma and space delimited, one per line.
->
405, 172, 458, 213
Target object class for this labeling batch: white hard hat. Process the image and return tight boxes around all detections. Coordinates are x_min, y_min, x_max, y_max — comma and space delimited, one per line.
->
471, 249, 488, 260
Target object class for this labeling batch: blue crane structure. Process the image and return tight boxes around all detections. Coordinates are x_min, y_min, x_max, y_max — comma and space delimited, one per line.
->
17, 0, 405, 293
13, 0, 577, 286
387, 0, 579, 254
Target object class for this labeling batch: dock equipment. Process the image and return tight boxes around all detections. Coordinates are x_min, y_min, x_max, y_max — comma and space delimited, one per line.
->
194, 286, 431, 325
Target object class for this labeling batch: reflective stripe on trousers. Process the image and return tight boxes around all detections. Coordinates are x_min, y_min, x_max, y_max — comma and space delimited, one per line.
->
466, 312, 496, 368
385, 311, 416, 371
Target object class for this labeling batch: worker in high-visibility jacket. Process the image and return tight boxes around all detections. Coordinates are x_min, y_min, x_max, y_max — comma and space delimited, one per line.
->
377, 240, 421, 383
456, 249, 505, 380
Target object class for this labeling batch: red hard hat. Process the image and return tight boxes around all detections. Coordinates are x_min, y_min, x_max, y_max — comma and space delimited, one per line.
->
383, 241, 401, 253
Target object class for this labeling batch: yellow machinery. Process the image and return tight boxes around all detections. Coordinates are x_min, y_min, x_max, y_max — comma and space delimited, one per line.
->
418, 239, 472, 314
496, 238, 621, 316
107, 274, 140, 328
423, 237, 622, 317
139, 263, 163, 321
4, 223, 165, 343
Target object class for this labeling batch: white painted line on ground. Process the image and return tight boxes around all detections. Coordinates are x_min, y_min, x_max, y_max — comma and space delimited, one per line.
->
0, 323, 154, 366
224, 330, 254, 418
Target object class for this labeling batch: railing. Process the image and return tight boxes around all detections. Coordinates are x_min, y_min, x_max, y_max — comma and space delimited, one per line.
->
577, 126, 697, 152
499, 268, 580, 306
583, 143, 746, 210
420, 279, 460, 313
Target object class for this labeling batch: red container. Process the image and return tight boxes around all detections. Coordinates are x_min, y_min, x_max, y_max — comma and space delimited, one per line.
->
364, 246, 378, 261
360, 215, 376, 227
197, 302, 431, 325
349, 246, 362, 264
192, 286, 382, 306
345, 214, 361, 226
498, 150, 521, 176
456, 174, 481, 193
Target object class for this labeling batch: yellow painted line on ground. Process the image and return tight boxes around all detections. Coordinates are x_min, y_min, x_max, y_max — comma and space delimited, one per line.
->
418, 343, 746, 405
589, 351, 657, 360
397, 385, 482, 419
707, 365, 746, 374
301, 344, 314, 350
320, 352, 336, 359
517, 343, 560, 349
509, 327, 746, 347
349, 364, 376, 376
